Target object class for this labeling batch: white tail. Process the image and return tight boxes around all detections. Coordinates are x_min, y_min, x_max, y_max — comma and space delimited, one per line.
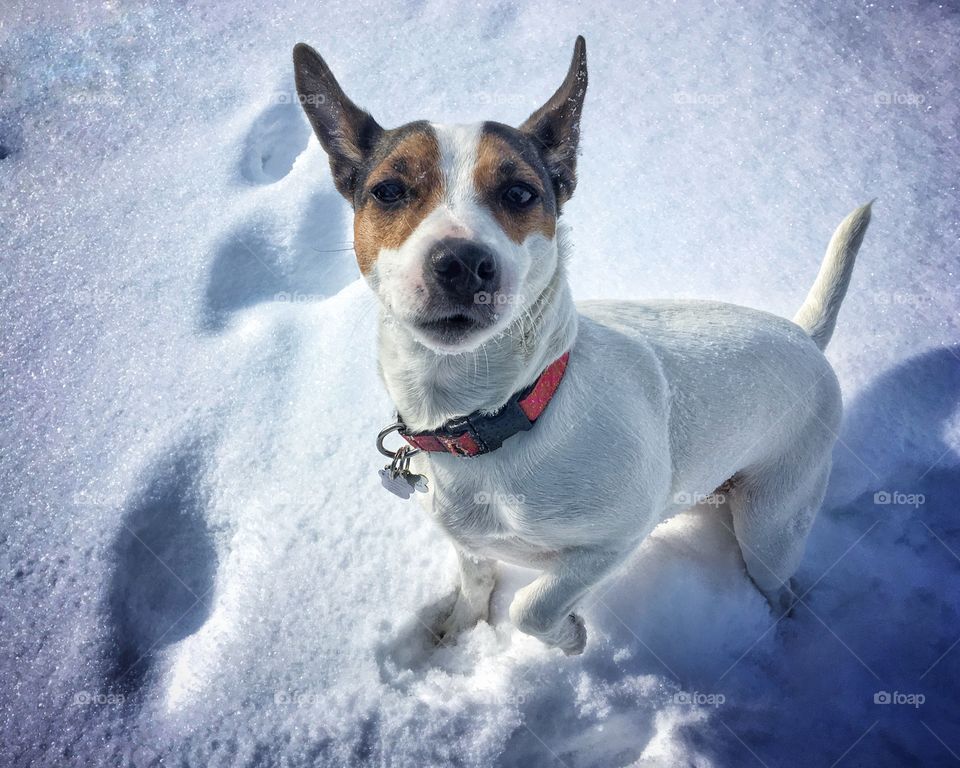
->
793, 202, 873, 350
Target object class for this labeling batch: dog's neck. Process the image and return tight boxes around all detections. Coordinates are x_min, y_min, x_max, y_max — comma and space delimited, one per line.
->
377, 251, 577, 432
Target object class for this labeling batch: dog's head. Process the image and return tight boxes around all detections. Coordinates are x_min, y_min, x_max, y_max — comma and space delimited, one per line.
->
292, 38, 586, 353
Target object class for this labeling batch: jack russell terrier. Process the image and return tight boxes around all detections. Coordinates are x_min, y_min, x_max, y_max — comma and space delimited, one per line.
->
292, 37, 871, 655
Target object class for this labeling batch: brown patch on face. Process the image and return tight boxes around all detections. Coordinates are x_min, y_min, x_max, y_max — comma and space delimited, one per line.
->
353, 128, 443, 274
473, 131, 556, 245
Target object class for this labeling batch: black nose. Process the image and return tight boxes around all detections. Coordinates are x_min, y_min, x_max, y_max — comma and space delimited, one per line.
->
428, 238, 500, 304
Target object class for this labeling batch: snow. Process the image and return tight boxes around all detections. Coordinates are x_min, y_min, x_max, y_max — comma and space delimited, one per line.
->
1, 1, 958, 766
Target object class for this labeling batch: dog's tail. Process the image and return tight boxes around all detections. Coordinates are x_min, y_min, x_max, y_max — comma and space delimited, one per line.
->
793, 201, 873, 350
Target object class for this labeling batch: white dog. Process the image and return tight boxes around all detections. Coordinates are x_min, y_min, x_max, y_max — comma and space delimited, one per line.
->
293, 37, 871, 655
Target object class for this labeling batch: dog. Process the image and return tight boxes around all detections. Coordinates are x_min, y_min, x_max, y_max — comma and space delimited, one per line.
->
292, 36, 871, 655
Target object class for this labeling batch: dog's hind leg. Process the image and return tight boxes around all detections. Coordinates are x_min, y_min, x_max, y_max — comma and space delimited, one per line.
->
727, 440, 833, 614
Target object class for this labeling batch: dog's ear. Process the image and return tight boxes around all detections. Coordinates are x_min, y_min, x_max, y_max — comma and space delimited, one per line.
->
520, 36, 587, 206
293, 43, 384, 203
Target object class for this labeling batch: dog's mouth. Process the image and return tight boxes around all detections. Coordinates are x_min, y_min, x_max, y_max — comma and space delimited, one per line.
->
412, 308, 498, 349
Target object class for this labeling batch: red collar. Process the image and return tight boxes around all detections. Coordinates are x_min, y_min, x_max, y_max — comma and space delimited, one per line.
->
399, 351, 570, 457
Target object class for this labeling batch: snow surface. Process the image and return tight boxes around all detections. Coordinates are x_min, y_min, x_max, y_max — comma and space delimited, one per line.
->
2, 1, 958, 766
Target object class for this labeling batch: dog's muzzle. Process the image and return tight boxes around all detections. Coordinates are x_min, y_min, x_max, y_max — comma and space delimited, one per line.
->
427, 237, 500, 306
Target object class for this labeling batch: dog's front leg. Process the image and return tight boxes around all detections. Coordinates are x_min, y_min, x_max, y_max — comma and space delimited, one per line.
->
509, 548, 622, 656
432, 548, 497, 645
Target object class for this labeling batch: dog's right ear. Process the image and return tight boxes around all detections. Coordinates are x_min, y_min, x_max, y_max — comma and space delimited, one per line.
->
292, 43, 384, 203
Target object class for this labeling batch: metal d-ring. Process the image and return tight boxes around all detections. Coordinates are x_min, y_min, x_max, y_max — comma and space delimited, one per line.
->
376, 421, 420, 460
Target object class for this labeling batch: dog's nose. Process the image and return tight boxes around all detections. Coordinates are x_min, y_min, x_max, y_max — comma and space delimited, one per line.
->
428, 238, 500, 304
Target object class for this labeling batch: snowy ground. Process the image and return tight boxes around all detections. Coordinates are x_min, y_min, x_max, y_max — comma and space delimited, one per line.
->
2, 1, 958, 766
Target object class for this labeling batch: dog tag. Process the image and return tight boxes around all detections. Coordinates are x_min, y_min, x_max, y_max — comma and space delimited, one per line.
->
378, 467, 429, 499
378, 442, 429, 500
408, 473, 429, 493
379, 467, 415, 499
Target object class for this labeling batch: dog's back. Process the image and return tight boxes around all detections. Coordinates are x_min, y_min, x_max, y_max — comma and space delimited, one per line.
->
578, 201, 872, 505
577, 299, 841, 501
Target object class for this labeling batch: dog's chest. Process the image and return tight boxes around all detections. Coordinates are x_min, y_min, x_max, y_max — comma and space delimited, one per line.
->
411, 451, 585, 565
437, 495, 557, 565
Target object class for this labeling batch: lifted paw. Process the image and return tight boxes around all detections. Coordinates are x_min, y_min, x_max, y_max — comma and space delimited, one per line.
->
560, 613, 587, 656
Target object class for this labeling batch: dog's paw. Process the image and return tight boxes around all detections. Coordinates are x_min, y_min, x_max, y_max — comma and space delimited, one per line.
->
429, 590, 488, 647
762, 578, 800, 617
559, 613, 587, 656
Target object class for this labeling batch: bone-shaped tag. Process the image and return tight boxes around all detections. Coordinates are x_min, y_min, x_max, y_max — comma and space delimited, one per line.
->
379, 468, 413, 499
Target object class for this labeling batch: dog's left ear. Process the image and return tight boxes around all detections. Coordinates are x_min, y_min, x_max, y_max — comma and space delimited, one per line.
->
520, 36, 587, 206
293, 43, 384, 203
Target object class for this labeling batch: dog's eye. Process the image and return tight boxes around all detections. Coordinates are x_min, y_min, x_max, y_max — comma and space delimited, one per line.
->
370, 180, 407, 206
501, 183, 538, 210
